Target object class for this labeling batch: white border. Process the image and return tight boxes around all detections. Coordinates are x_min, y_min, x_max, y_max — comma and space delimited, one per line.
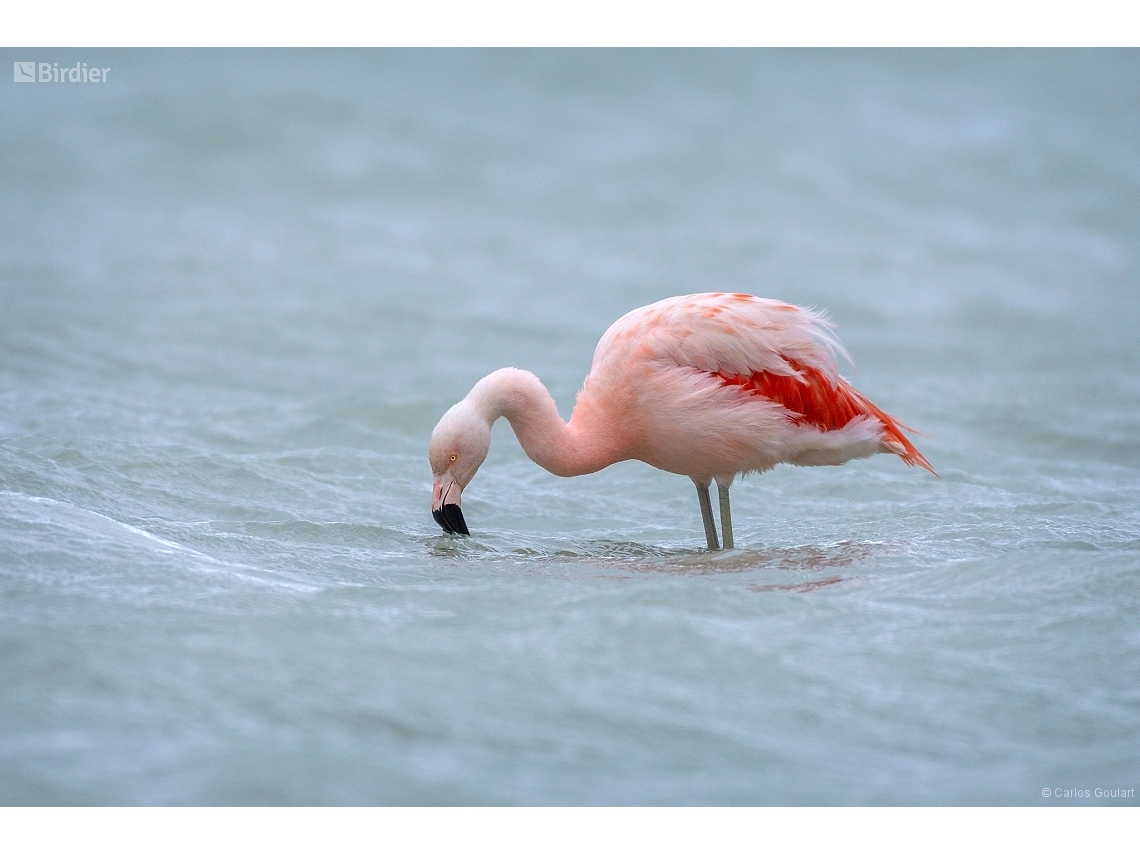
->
3, 1, 1139, 47
2, 806, 1137, 854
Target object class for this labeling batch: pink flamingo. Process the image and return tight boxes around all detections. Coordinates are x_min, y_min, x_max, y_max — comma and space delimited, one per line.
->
429, 293, 934, 550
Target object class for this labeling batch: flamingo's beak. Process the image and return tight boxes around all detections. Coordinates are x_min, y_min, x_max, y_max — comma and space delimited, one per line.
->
431, 475, 469, 536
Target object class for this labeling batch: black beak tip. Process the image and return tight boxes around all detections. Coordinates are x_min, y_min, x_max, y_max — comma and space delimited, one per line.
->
442, 503, 469, 536
433, 504, 470, 536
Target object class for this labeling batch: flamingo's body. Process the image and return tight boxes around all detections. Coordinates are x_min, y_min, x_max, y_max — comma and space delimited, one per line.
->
429, 293, 933, 549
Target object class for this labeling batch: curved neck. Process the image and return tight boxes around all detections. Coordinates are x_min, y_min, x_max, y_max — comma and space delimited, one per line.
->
465, 368, 624, 477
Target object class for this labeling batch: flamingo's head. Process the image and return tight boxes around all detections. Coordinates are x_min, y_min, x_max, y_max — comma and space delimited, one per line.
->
428, 400, 491, 536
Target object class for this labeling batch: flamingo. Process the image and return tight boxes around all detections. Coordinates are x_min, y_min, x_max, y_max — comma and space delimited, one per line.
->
429, 293, 934, 550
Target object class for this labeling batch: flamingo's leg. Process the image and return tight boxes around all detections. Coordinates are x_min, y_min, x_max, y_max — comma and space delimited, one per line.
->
718, 483, 734, 550
694, 480, 720, 551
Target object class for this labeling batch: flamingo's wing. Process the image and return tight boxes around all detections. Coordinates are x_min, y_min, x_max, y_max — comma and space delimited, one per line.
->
596, 293, 934, 473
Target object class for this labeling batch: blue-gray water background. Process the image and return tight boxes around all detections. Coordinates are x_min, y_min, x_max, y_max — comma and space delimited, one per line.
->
2, 49, 1138, 805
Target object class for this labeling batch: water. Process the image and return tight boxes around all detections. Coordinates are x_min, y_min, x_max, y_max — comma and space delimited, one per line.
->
2, 49, 1138, 805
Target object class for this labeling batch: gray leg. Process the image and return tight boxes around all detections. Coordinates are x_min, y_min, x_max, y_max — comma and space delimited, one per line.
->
718, 483, 734, 550
695, 481, 720, 551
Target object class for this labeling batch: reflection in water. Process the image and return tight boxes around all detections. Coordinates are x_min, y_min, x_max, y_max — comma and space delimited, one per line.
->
624, 540, 883, 592
651, 540, 883, 575
749, 575, 846, 594
426, 532, 885, 592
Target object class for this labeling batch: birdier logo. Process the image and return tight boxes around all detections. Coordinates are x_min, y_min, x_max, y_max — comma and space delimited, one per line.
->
13, 61, 110, 83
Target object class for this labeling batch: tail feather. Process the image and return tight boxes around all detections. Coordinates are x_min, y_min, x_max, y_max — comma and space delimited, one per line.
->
714, 356, 937, 476
844, 382, 937, 476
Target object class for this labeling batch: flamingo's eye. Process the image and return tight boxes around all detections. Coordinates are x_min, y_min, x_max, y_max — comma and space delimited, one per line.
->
449, 454, 457, 463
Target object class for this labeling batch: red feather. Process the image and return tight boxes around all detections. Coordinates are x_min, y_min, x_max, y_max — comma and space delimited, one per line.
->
713, 358, 935, 474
